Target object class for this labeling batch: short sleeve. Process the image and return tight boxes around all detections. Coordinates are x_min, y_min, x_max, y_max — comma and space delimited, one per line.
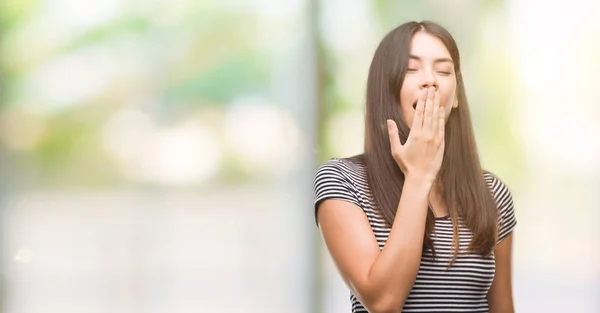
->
485, 173, 517, 244
313, 159, 361, 226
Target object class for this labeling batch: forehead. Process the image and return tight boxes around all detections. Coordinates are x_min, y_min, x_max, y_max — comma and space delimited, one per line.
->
409, 32, 451, 59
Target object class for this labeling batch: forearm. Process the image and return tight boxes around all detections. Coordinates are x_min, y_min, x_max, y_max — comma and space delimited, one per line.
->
362, 177, 432, 311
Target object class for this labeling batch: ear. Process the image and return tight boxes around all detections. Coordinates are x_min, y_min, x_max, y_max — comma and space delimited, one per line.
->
452, 95, 459, 108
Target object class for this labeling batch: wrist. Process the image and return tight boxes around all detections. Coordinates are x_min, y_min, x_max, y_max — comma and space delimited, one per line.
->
403, 175, 435, 192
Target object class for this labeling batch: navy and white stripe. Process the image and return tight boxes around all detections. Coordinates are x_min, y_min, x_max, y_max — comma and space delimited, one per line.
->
313, 158, 517, 313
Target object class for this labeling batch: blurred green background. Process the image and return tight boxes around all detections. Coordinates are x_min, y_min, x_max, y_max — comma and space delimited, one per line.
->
0, 0, 598, 312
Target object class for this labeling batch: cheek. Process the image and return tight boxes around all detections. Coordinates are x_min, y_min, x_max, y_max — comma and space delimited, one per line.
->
439, 90, 456, 121
441, 86, 457, 108
398, 89, 415, 126
443, 95, 456, 121
444, 105, 452, 121
398, 91, 411, 109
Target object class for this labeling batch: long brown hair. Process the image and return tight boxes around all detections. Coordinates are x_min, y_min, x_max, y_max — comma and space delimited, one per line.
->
353, 21, 498, 262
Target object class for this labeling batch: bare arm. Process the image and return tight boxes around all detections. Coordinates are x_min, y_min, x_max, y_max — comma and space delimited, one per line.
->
318, 177, 432, 312
487, 232, 515, 313
317, 87, 444, 312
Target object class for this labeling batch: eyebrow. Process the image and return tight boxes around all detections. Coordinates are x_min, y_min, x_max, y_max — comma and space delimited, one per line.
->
409, 55, 454, 64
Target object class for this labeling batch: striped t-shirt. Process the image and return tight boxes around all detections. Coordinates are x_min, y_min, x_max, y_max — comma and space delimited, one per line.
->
313, 158, 517, 313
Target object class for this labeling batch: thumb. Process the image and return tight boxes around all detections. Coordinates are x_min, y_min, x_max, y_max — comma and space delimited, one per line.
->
387, 119, 403, 153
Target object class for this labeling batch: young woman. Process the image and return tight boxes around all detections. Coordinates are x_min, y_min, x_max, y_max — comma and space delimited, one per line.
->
313, 21, 517, 313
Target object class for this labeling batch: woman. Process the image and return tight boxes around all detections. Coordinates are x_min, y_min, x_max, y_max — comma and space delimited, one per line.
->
313, 21, 517, 313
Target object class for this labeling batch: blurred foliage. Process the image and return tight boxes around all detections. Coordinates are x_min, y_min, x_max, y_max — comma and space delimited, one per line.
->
65, 17, 153, 50
0, 1, 273, 187
163, 53, 270, 106
0, 0, 39, 29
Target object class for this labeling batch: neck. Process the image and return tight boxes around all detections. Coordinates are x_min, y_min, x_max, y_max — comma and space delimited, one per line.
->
429, 181, 448, 218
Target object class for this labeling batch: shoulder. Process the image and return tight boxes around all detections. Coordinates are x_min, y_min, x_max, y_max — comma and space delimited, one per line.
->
314, 156, 366, 184
314, 158, 346, 187
482, 170, 517, 242
482, 170, 513, 209
313, 157, 367, 225
315, 158, 345, 175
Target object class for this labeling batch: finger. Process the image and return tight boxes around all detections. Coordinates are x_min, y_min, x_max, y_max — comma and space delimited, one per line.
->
387, 120, 403, 154
411, 89, 428, 131
431, 91, 440, 136
438, 97, 445, 144
423, 86, 435, 132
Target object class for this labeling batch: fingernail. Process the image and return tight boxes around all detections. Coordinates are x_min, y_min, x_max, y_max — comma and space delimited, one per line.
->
387, 120, 393, 130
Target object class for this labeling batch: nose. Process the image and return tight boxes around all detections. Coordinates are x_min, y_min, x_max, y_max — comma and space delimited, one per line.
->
419, 69, 438, 90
